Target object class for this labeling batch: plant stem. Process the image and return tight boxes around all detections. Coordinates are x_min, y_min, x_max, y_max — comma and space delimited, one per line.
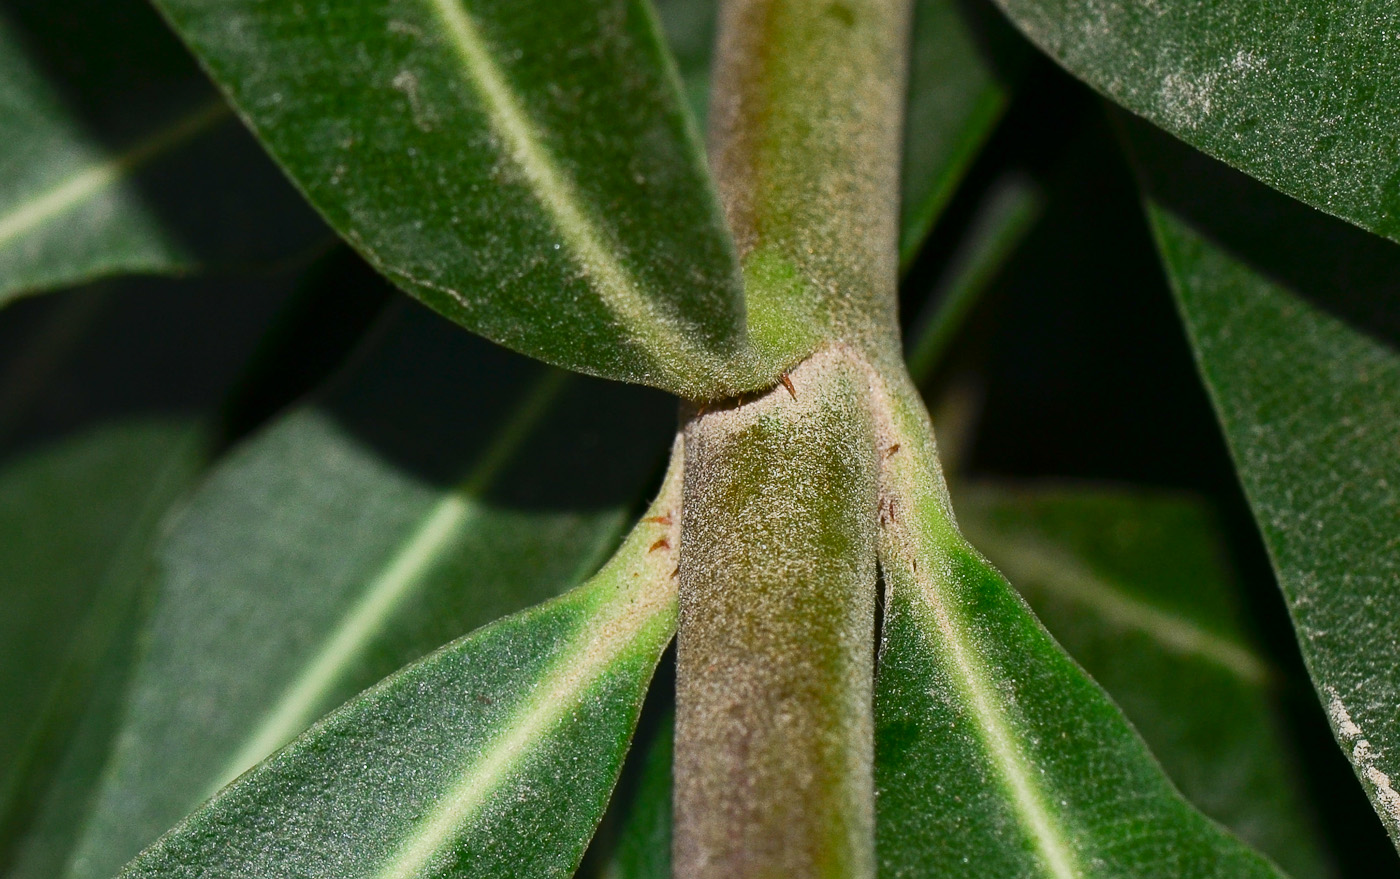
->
675, 348, 881, 879
709, 0, 913, 369
673, 1, 913, 875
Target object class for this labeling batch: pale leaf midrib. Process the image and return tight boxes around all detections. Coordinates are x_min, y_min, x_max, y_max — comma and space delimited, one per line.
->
971, 526, 1270, 685
905, 546, 1082, 879
424, 0, 720, 380
372, 571, 673, 879
0, 99, 230, 250
209, 372, 568, 794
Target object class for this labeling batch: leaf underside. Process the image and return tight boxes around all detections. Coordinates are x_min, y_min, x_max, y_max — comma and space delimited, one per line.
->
119, 492, 680, 879
65, 302, 674, 879
874, 379, 1287, 879
959, 484, 1333, 879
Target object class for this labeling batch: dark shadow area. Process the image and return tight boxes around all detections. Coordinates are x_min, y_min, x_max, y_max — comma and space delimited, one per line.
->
0, 246, 390, 465
1, 0, 329, 272
951, 0, 1038, 87
1123, 113, 1400, 356
317, 288, 676, 513
0, 274, 292, 460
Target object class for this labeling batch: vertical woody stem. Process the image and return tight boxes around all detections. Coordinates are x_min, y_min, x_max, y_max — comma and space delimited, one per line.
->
674, 1, 912, 875
675, 350, 881, 879
708, 0, 912, 366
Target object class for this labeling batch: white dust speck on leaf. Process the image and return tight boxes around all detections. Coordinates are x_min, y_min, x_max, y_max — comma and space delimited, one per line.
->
1160, 70, 1216, 130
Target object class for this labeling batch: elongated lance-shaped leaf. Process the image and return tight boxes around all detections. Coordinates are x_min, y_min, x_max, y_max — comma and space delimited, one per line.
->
959, 485, 1334, 879
119, 444, 683, 878
652, 0, 1027, 269
0, 274, 305, 875
676, 347, 881, 879
147, 0, 763, 398
1124, 121, 1400, 852
872, 367, 1288, 878
987, 0, 1400, 244
0, 0, 326, 305
708, 0, 913, 367
63, 302, 674, 879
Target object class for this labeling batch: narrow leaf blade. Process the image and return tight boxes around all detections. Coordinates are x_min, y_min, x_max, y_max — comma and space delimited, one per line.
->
66, 302, 673, 879
149, 0, 749, 396
1126, 122, 1400, 851
119, 462, 682, 878
875, 374, 1287, 878
959, 484, 1334, 879
0, 0, 326, 303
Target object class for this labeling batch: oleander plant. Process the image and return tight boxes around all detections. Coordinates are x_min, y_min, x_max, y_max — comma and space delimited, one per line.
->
3, 0, 1399, 876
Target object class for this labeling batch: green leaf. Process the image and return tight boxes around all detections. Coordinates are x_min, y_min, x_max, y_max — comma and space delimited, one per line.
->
874, 374, 1287, 878
988, 0, 1400, 243
0, 421, 202, 841
148, 0, 753, 398
958, 484, 1334, 879
64, 302, 673, 879
120, 454, 682, 878
0, 274, 303, 876
1126, 122, 1400, 852
0, 0, 326, 305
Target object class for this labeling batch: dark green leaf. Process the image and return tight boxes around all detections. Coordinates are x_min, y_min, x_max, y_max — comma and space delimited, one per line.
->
0, 0, 326, 304
0, 421, 201, 834
0, 274, 301, 876
875, 374, 1287, 878
120, 459, 682, 878
149, 0, 753, 397
958, 484, 1333, 879
989, 0, 1400, 243
1126, 122, 1400, 851
65, 302, 672, 879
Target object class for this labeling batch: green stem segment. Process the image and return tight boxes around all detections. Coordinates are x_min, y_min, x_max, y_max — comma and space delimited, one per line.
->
710, 0, 914, 369
675, 349, 881, 879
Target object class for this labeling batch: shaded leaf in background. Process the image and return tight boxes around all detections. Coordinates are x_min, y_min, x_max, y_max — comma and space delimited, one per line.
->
0, 0, 327, 305
149, 0, 755, 397
988, 0, 1400, 243
897, 0, 1028, 265
120, 460, 682, 879
0, 274, 299, 875
874, 379, 1285, 879
66, 300, 673, 879
1127, 121, 1400, 851
958, 484, 1333, 878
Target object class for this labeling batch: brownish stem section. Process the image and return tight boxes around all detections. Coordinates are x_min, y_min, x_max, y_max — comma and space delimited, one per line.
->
674, 348, 881, 879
